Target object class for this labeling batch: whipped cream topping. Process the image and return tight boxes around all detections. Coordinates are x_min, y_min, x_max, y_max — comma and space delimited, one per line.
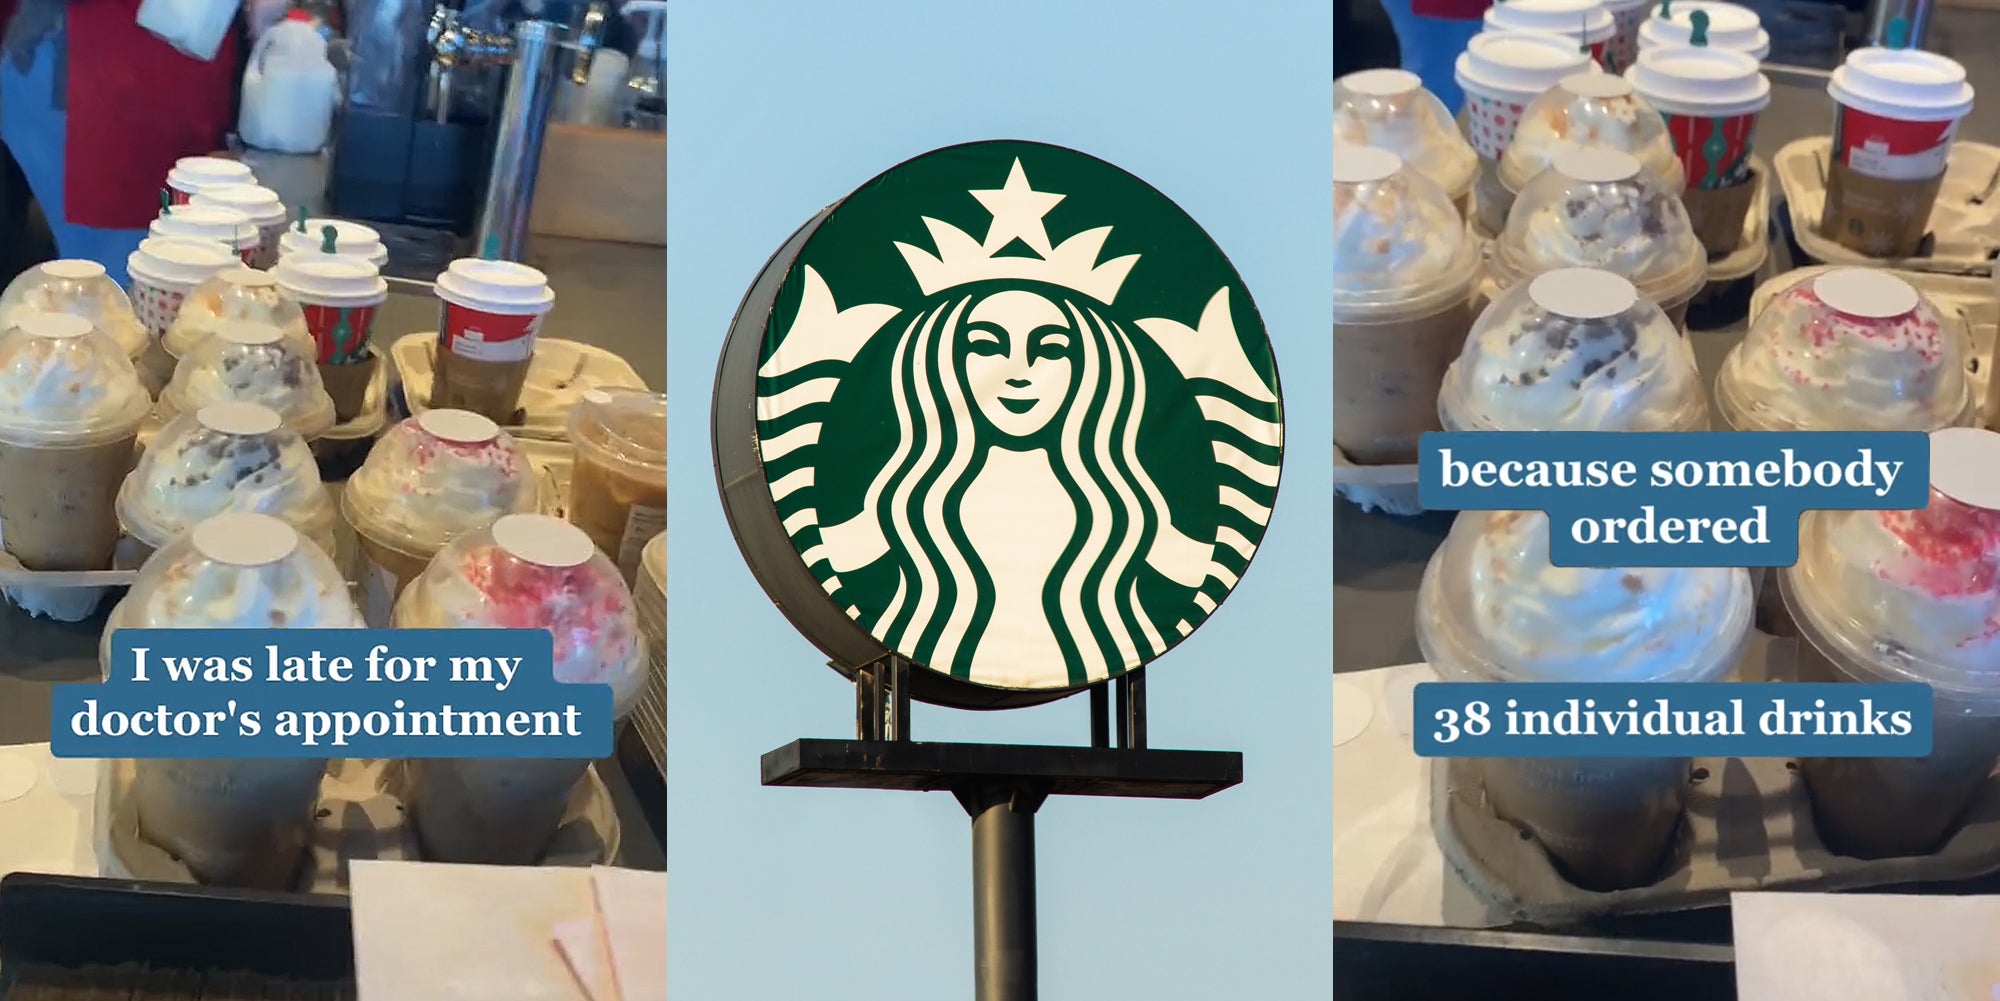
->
0, 318, 150, 445
1512, 176, 1694, 283
0, 266, 148, 360
1334, 75, 1478, 195
1334, 165, 1465, 292
162, 333, 333, 436
343, 415, 540, 553
119, 412, 335, 552
1502, 89, 1684, 192
165, 278, 311, 359
116, 531, 359, 629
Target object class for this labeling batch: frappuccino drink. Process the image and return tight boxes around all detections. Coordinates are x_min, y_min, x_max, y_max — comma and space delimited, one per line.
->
117, 403, 336, 566
158, 319, 337, 441
1498, 73, 1686, 206
1335, 70, 1479, 214
0, 260, 149, 363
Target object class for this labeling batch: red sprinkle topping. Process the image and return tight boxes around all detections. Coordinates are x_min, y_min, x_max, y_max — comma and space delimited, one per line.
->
457, 543, 635, 682
1876, 489, 2000, 600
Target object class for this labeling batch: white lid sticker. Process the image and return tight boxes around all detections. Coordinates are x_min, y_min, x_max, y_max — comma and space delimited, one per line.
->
18, 314, 91, 339
1334, 146, 1404, 185
1554, 148, 1642, 184
1562, 73, 1633, 99
42, 260, 105, 281
494, 514, 595, 568
197, 401, 283, 436
214, 320, 283, 346
1814, 269, 1919, 319
419, 409, 502, 443
1930, 428, 2000, 511
193, 513, 299, 566
1343, 68, 1422, 98
1529, 268, 1638, 319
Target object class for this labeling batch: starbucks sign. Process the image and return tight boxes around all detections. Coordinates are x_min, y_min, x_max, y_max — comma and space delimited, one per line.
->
714, 141, 1284, 709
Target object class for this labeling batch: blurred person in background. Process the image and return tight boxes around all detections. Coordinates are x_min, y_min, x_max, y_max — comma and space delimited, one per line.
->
1375, 0, 1491, 114
0, 0, 247, 286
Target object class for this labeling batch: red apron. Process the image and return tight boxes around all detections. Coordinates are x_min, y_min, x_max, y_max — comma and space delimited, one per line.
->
1411, 0, 1493, 18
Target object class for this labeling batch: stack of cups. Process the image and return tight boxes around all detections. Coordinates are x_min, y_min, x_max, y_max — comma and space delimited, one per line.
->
1781, 428, 2000, 860
1482, 0, 1616, 66
151, 205, 261, 265
1334, 69, 1480, 215
568, 389, 668, 584
126, 237, 240, 395
432, 259, 556, 425
1638, 1, 1772, 60
1626, 46, 1772, 255
1602, 0, 1652, 72
1455, 31, 1599, 235
1820, 47, 1975, 258
165, 155, 254, 206
274, 253, 389, 423
190, 184, 289, 268
278, 217, 390, 269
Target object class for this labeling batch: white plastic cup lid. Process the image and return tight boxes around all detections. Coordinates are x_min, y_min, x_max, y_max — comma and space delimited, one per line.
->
1561, 72, 1634, 99
1342, 68, 1423, 98
41, 260, 105, 282
130, 237, 237, 285
419, 408, 501, 443
1829, 47, 1976, 122
170, 156, 253, 190
436, 258, 555, 313
1530, 268, 1638, 318
192, 513, 298, 566
276, 255, 386, 300
214, 320, 284, 346
197, 401, 284, 436
1813, 269, 1919, 319
1930, 428, 2000, 510
1624, 47, 1771, 117
1484, 0, 1616, 41
494, 514, 595, 568
1639, 1, 1769, 55
1334, 145, 1404, 185
153, 205, 256, 244
191, 183, 285, 220
284, 218, 384, 252
1457, 31, 1598, 101
1554, 147, 1642, 183
17, 313, 91, 339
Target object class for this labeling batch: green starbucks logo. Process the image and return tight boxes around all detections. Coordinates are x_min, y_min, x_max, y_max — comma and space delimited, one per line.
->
717, 141, 1283, 703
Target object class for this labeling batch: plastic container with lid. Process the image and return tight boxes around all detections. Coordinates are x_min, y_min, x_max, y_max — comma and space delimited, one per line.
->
1491, 148, 1706, 325
277, 218, 388, 269
163, 269, 311, 362
1781, 429, 2000, 858
0, 313, 152, 448
0, 259, 149, 361
159, 319, 337, 440
1498, 73, 1686, 196
1717, 269, 1973, 433
1482, 0, 1616, 56
392, 514, 643, 864
1333, 146, 1477, 317
116, 402, 338, 561
1637, 0, 1771, 60
149, 205, 261, 262
1335, 69, 1479, 209
567, 388, 666, 583
1440, 268, 1708, 432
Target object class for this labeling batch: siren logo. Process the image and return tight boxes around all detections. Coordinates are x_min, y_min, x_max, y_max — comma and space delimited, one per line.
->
747, 142, 1284, 693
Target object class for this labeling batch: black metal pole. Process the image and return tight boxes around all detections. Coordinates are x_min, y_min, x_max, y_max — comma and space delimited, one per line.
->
959, 785, 1046, 1001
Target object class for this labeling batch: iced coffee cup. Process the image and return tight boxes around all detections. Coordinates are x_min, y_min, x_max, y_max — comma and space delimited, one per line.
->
0, 260, 149, 363
1781, 429, 2000, 859
163, 270, 312, 366
126, 237, 240, 395
0, 314, 151, 578
1455, 30, 1600, 234
393, 514, 644, 864
1638, 1, 1772, 60
1490, 148, 1707, 328
1333, 146, 1479, 466
1417, 509, 1753, 889
1498, 73, 1687, 222
1482, 0, 1616, 67
190, 184, 289, 268
105, 512, 360, 888
431, 259, 555, 424
164, 155, 253, 205
1821, 47, 1975, 258
150, 205, 261, 265
273, 253, 388, 423
277, 218, 390, 269
159, 319, 337, 441
342, 410, 541, 625
1441, 268, 1708, 432
568, 388, 666, 583
116, 402, 336, 567
1625, 46, 1772, 255
1336, 69, 1480, 214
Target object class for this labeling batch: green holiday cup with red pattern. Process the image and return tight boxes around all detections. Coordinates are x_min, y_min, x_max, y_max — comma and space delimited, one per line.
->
273, 252, 388, 423
1625, 45, 1771, 254
1820, 47, 1975, 258
1454, 29, 1600, 234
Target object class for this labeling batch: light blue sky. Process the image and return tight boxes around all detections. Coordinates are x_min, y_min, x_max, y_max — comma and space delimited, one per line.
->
665, 2, 1331, 998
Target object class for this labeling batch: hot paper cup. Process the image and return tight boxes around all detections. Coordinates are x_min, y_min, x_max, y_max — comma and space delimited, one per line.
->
275, 254, 390, 423
1821, 47, 1976, 257
1482, 0, 1616, 68
191, 184, 288, 268
1638, 1, 1772, 61
277, 218, 389, 269
164, 156, 254, 206
126, 238, 240, 396
1627, 46, 1772, 253
431, 259, 555, 424
150, 205, 261, 265
1456, 30, 1601, 233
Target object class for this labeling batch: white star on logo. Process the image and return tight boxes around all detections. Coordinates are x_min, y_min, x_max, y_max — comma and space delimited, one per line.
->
970, 159, 1065, 257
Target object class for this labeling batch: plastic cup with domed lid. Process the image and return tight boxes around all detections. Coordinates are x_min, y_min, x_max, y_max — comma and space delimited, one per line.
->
115, 401, 337, 567
274, 253, 389, 423
190, 184, 289, 268
1717, 268, 1973, 435
164, 155, 254, 205
1440, 268, 1709, 433
1416, 507, 1751, 887
1334, 145, 1479, 466
0, 259, 149, 362
1335, 69, 1479, 212
342, 409, 542, 626
104, 511, 357, 889
277, 217, 389, 269
1820, 47, 1977, 257
1637, 0, 1771, 59
159, 319, 337, 441
1498, 74, 1686, 200
393, 513, 642, 863
126, 237, 242, 394
1780, 428, 2000, 859
1482, 0, 1617, 67
1454, 30, 1603, 233
150, 204, 261, 264
1490, 148, 1707, 328
164, 269, 312, 363
567, 387, 665, 584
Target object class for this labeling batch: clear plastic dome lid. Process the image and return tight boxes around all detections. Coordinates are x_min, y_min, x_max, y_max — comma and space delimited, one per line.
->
1334, 69, 1479, 200
105, 513, 361, 654
159, 319, 336, 440
0, 260, 148, 360
0, 314, 151, 447
1498, 74, 1686, 194
163, 269, 311, 360
1334, 145, 1477, 322
342, 410, 542, 556
1718, 269, 1972, 432
1417, 509, 1752, 684
1787, 430, 2000, 711
1439, 268, 1707, 431
393, 514, 645, 716
117, 402, 337, 553
1493, 148, 1706, 310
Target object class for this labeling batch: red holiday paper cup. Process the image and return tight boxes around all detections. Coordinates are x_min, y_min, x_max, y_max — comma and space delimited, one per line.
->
438, 300, 548, 363
1831, 103, 1960, 182
302, 302, 381, 364
1663, 111, 1761, 190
